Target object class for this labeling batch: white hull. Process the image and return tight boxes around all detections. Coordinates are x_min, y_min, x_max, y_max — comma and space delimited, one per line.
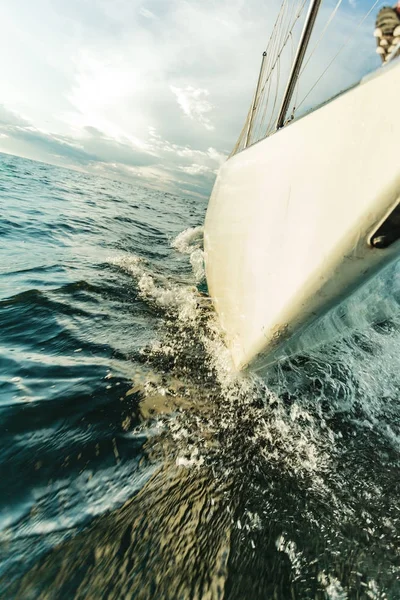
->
204, 61, 400, 371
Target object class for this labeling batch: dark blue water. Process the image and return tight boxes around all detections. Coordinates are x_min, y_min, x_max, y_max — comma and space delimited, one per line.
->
1, 152, 400, 599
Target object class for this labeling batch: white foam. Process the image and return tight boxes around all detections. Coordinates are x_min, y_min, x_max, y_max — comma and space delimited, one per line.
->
276, 534, 304, 579
318, 572, 348, 600
110, 240, 400, 490
172, 226, 204, 255
109, 232, 400, 596
189, 248, 205, 282
109, 254, 199, 322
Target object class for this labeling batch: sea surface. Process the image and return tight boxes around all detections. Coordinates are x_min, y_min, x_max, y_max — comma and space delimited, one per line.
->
1, 151, 400, 599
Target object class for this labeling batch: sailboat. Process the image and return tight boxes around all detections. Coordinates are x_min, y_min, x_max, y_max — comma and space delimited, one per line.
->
204, 0, 400, 372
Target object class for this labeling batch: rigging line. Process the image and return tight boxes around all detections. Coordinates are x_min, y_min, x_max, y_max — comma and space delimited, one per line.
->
257, 0, 299, 139
288, 30, 300, 117
268, 8, 293, 137
261, 0, 288, 85
285, 0, 305, 116
246, 51, 269, 147
278, 0, 292, 52
233, 0, 288, 153
266, 56, 282, 135
255, 63, 275, 141
282, 0, 304, 58
299, 0, 344, 77
264, 0, 305, 135
283, 0, 327, 122
256, 0, 308, 100
282, 8, 300, 111
266, 0, 287, 76
296, 0, 381, 110
286, 0, 302, 43
237, 26, 274, 152
254, 5, 307, 139
257, 18, 283, 140
234, 0, 307, 150
266, 0, 290, 54
258, 67, 275, 137
251, 10, 280, 118
249, 39, 271, 146
264, 0, 295, 96
253, 6, 286, 140
279, 1, 297, 67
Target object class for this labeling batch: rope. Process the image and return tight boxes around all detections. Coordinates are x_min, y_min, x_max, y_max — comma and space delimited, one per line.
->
260, 0, 307, 98
299, 0, 344, 77
233, 0, 314, 151
253, 0, 307, 142
296, 0, 381, 111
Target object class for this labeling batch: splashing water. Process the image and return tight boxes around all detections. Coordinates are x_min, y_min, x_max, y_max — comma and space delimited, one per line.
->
6, 218, 400, 600
0, 159, 400, 600
171, 225, 204, 255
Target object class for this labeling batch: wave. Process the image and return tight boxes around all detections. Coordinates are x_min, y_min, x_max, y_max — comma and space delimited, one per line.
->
3, 220, 400, 598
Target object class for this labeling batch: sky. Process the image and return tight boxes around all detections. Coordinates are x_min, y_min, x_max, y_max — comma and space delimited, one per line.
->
0, 0, 383, 198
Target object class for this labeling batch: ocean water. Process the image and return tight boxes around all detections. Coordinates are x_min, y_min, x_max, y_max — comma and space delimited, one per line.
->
1, 151, 400, 599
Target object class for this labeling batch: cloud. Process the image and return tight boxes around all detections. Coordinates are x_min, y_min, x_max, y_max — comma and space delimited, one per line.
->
0, 106, 157, 167
0, 105, 29, 128
0, 0, 381, 197
179, 164, 212, 175
0, 103, 225, 197
139, 7, 157, 20
80, 126, 158, 167
170, 86, 215, 131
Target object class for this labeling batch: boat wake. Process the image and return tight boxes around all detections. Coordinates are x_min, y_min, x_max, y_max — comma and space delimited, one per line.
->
7, 228, 400, 599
